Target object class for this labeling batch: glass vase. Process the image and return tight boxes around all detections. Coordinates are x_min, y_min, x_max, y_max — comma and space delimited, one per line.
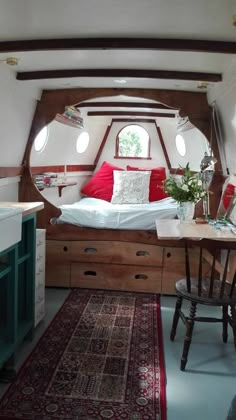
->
177, 201, 195, 222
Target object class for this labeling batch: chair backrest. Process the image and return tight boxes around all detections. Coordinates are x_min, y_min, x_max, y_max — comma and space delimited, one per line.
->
184, 238, 236, 300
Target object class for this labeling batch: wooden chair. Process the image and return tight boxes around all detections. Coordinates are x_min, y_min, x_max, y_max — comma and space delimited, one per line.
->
170, 238, 236, 371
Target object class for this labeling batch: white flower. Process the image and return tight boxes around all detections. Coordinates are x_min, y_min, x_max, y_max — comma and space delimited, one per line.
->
198, 180, 202, 186
188, 180, 193, 186
181, 184, 189, 191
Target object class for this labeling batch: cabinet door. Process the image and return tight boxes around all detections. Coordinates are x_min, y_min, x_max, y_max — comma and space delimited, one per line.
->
0, 250, 16, 365
35, 229, 46, 326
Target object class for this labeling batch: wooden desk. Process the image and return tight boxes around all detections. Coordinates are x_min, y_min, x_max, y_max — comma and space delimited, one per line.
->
155, 219, 236, 241
155, 219, 236, 288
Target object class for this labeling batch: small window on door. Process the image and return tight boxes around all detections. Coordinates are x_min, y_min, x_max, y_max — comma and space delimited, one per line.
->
115, 124, 150, 159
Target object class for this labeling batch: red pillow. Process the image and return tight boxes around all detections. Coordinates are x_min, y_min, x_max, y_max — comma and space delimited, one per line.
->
222, 183, 235, 211
80, 161, 123, 202
127, 165, 168, 202
217, 175, 236, 219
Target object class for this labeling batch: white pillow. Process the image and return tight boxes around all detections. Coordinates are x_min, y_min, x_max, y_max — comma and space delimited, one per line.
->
111, 170, 151, 204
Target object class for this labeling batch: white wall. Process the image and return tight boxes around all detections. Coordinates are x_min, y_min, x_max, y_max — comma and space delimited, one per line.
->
208, 58, 236, 176
0, 64, 40, 201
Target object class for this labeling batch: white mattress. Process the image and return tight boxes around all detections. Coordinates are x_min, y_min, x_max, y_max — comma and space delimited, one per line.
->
58, 197, 178, 230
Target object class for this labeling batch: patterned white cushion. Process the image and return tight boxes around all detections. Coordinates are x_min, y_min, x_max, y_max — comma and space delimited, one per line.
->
111, 170, 151, 204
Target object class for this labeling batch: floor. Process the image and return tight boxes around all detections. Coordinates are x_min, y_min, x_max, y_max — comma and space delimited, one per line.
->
0, 288, 235, 420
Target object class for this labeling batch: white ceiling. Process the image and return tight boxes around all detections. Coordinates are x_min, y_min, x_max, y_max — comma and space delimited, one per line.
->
0, 0, 236, 92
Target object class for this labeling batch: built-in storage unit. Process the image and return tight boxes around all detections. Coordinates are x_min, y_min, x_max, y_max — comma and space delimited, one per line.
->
0, 213, 36, 369
45, 238, 213, 294
45, 239, 182, 294
0, 202, 43, 376
35, 229, 46, 327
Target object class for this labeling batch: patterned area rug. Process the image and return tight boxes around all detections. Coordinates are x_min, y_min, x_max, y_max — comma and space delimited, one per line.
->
0, 289, 166, 420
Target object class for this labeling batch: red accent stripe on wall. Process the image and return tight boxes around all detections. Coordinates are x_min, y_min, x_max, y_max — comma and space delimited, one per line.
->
0, 167, 23, 177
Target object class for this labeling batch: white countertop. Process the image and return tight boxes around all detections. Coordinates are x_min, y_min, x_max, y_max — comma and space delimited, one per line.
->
0, 201, 44, 217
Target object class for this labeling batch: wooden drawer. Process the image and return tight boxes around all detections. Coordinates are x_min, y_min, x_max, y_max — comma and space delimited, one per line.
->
45, 263, 70, 287
46, 240, 71, 263
71, 262, 162, 293
71, 241, 164, 266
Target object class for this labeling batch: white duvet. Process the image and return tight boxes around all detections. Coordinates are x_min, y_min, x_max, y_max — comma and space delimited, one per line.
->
58, 197, 178, 230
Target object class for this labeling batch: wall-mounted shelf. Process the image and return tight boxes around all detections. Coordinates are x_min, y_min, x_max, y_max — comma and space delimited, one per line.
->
37, 182, 77, 197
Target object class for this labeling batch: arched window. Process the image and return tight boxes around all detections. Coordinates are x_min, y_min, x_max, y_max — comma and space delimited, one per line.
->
115, 124, 150, 159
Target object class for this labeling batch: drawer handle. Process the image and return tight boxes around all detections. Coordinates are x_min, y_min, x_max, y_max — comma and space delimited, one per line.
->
135, 274, 148, 280
166, 252, 171, 258
84, 270, 97, 276
84, 248, 97, 254
136, 250, 150, 257
63, 246, 68, 252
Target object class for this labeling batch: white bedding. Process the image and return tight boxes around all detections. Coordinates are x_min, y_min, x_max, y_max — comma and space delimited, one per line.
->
58, 197, 178, 230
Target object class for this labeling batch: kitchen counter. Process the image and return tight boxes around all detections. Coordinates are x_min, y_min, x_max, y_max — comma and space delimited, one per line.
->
0, 201, 44, 217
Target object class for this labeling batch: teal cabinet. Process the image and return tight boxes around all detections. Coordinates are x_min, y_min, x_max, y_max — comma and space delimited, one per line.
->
0, 213, 36, 377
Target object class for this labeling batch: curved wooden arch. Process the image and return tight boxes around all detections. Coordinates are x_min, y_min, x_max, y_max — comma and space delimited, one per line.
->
19, 87, 223, 228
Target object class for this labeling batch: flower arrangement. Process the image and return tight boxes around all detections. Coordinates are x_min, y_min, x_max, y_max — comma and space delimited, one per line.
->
164, 163, 206, 203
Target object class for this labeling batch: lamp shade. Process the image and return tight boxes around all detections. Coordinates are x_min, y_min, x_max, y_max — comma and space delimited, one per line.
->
200, 152, 217, 171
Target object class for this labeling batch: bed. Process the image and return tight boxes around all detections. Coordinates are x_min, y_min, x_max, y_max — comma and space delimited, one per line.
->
56, 196, 178, 230
45, 193, 189, 294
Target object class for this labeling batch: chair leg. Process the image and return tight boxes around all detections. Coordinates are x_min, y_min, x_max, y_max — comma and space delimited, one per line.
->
170, 296, 183, 341
222, 305, 228, 343
230, 305, 236, 350
181, 301, 197, 371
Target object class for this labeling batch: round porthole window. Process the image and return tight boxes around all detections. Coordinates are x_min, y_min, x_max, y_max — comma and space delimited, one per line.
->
34, 126, 48, 153
76, 131, 89, 153
175, 134, 186, 157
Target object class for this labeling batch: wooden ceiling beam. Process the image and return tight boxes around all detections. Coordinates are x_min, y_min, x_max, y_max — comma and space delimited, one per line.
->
1, 37, 236, 54
17, 68, 222, 82
78, 101, 178, 110
87, 111, 176, 117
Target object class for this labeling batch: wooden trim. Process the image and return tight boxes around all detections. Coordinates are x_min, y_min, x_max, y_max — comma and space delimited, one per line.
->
155, 124, 171, 170
17, 68, 222, 82
88, 111, 176, 118
112, 118, 156, 124
78, 101, 178, 110
0, 166, 23, 177
114, 157, 152, 160
20, 87, 223, 228
94, 125, 112, 166
1, 37, 236, 54
30, 165, 95, 174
